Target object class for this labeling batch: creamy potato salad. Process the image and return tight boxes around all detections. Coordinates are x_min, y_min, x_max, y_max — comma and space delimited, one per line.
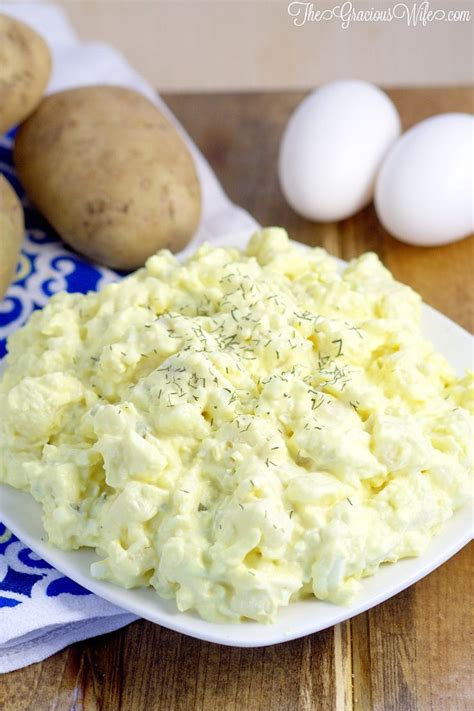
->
1, 229, 472, 623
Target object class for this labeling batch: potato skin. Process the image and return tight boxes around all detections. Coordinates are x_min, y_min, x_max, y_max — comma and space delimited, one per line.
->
0, 175, 24, 299
0, 14, 51, 134
14, 86, 202, 270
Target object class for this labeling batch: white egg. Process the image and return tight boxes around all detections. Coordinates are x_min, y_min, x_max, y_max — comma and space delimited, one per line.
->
375, 113, 474, 246
278, 80, 401, 221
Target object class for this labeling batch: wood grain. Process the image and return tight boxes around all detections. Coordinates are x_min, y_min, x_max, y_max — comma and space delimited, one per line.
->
1, 88, 472, 710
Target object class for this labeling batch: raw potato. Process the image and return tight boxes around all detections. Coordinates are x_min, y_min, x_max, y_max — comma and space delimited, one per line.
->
0, 14, 51, 134
14, 86, 202, 270
0, 175, 24, 299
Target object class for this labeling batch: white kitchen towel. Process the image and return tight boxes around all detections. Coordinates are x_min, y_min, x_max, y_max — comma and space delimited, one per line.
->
0, 3, 258, 673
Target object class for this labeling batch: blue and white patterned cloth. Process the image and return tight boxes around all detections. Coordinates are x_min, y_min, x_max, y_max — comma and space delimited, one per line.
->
0, 4, 257, 672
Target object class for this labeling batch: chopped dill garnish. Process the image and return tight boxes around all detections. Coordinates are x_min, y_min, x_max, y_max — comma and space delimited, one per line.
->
332, 338, 343, 357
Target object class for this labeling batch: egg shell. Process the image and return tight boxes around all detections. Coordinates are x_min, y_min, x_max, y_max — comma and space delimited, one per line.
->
278, 80, 401, 222
375, 113, 474, 246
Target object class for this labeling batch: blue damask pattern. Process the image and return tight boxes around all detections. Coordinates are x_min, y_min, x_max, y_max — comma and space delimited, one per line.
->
0, 130, 120, 607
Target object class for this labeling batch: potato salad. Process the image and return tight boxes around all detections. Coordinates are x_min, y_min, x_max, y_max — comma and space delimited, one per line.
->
0, 228, 472, 623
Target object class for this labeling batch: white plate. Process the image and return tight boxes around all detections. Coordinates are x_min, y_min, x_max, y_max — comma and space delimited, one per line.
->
0, 233, 472, 647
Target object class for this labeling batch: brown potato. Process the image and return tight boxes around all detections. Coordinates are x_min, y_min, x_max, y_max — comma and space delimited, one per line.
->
0, 14, 51, 134
14, 86, 202, 270
0, 174, 24, 299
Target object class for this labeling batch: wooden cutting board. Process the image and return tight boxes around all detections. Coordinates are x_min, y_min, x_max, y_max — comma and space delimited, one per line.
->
1, 87, 472, 711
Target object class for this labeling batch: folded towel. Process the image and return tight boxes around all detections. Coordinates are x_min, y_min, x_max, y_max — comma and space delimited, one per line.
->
0, 3, 257, 673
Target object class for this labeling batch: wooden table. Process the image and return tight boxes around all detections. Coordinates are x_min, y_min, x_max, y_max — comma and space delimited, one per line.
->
2, 88, 472, 711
